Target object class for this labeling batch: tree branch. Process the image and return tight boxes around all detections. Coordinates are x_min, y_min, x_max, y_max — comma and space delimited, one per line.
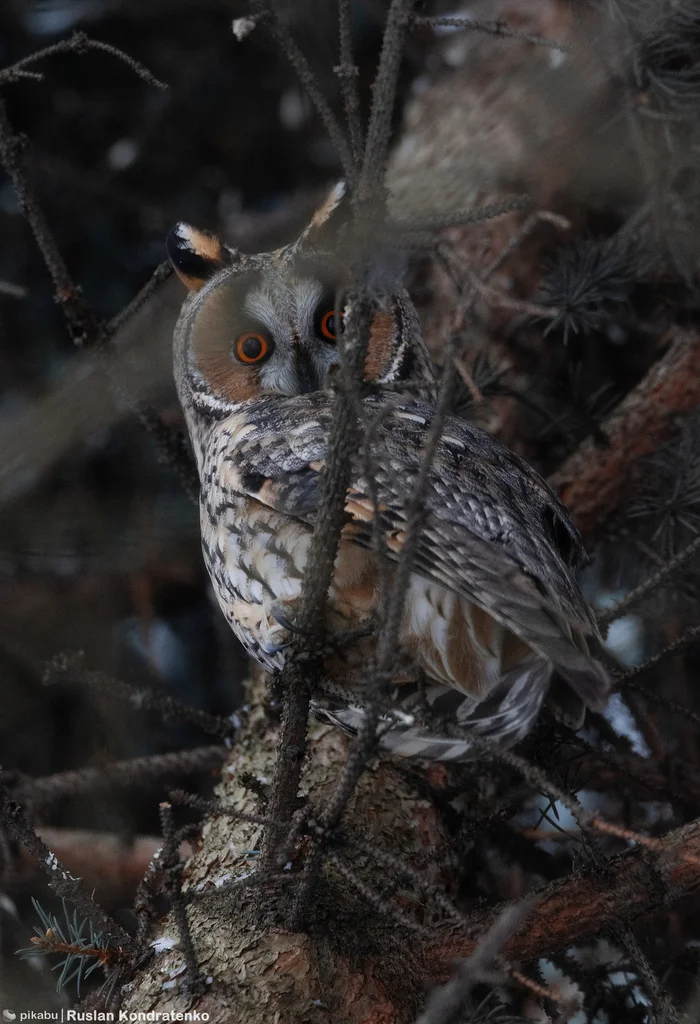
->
423, 817, 700, 978
550, 329, 700, 540
14, 828, 191, 905
11, 746, 227, 806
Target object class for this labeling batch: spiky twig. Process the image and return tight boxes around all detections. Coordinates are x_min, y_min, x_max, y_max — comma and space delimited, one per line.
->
158, 802, 204, 998
45, 653, 236, 741
0, 31, 167, 89
0, 98, 100, 346
415, 900, 536, 1024
12, 746, 227, 806
0, 777, 131, 949
18, 898, 130, 996
412, 14, 569, 53
249, 0, 354, 180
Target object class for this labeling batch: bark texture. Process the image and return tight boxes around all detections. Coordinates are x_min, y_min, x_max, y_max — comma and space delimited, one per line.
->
122, 685, 450, 1024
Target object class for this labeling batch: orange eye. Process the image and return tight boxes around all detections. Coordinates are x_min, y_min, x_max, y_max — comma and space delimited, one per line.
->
319, 308, 342, 341
235, 331, 270, 364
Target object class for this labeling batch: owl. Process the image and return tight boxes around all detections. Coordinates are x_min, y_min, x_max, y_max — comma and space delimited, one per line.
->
166, 183, 609, 761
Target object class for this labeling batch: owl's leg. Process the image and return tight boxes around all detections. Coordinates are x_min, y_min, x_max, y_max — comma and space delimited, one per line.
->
269, 602, 374, 647
266, 584, 375, 658
258, 597, 314, 656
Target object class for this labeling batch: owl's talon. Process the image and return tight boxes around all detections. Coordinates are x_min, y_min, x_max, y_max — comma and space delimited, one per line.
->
270, 604, 310, 637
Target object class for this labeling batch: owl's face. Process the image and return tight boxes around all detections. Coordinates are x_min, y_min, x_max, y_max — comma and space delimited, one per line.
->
176, 259, 346, 406
168, 183, 436, 424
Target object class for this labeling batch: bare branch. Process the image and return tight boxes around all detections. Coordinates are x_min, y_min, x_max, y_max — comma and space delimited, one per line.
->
0, 97, 101, 346
0, 775, 132, 948
0, 31, 167, 90
358, 0, 417, 204
415, 899, 537, 1024
44, 653, 235, 741
550, 329, 700, 540
250, 0, 354, 181
12, 747, 227, 806
413, 14, 569, 53
599, 534, 700, 627
336, 0, 363, 168
424, 817, 700, 973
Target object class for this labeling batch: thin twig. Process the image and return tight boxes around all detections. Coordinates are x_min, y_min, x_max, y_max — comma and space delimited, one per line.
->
481, 210, 571, 281
105, 261, 173, 337
45, 653, 235, 741
598, 533, 700, 627
358, 0, 417, 203
261, 290, 377, 870
332, 831, 466, 929
133, 405, 200, 505
613, 923, 680, 1024
0, 775, 132, 949
336, 0, 363, 172
184, 869, 296, 905
13, 747, 227, 806
159, 803, 204, 997
616, 637, 700, 723
0, 31, 167, 90
415, 899, 537, 1024
467, 270, 560, 319
0, 97, 100, 345
390, 195, 531, 238
326, 852, 431, 935
250, 0, 353, 180
413, 14, 569, 53
168, 789, 280, 829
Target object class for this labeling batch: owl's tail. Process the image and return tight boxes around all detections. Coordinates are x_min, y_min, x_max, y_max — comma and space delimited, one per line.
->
312, 657, 554, 762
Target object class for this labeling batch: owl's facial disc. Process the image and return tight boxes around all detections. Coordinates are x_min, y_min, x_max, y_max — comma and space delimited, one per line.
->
185, 269, 345, 407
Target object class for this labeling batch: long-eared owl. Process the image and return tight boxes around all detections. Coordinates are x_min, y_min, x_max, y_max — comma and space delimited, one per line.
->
167, 182, 609, 761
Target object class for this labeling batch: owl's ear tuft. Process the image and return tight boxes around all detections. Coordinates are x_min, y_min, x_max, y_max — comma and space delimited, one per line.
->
311, 180, 346, 229
166, 223, 231, 291
300, 181, 349, 250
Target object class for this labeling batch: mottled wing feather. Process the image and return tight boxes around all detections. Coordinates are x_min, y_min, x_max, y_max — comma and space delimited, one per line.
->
312, 655, 551, 761
219, 393, 606, 706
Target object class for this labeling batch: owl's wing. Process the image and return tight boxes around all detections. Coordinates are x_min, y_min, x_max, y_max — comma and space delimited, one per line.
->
220, 393, 607, 708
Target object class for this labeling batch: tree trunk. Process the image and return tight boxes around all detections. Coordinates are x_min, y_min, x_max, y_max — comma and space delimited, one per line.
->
122, 678, 450, 1023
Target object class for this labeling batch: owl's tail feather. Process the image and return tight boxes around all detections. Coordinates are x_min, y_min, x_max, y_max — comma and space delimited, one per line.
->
556, 659, 610, 718
543, 627, 611, 716
312, 658, 553, 762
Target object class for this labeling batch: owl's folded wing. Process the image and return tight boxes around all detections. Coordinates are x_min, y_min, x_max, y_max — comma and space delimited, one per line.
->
219, 393, 608, 709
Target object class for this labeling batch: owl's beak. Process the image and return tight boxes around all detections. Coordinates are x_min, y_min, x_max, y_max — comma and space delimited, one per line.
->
294, 348, 320, 394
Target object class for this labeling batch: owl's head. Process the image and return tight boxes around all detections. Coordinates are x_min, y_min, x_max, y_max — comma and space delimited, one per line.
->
167, 182, 435, 426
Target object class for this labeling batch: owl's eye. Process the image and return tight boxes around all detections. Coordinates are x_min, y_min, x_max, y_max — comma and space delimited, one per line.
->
234, 331, 271, 364
318, 306, 344, 342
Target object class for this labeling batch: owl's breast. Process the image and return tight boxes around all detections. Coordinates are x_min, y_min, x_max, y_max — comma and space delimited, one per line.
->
198, 446, 531, 697
200, 487, 314, 668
